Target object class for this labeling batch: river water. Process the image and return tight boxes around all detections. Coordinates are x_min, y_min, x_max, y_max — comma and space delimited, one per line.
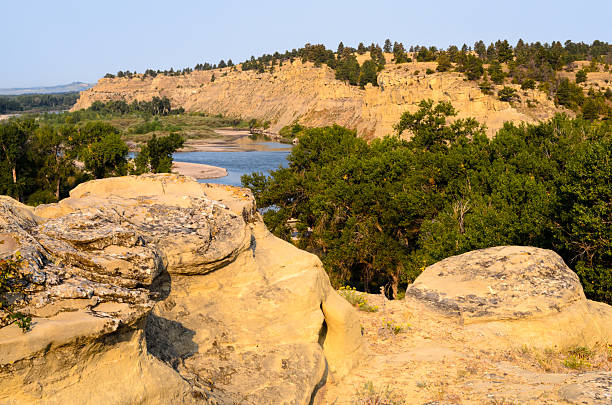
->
172, 141, 292, 186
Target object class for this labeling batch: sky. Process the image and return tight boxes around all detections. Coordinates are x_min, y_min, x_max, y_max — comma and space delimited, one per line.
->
1, 0, 611, 88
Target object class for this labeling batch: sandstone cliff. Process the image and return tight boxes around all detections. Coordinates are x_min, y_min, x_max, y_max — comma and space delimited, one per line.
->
0, 175, 363, 404
72, 60, 563, 138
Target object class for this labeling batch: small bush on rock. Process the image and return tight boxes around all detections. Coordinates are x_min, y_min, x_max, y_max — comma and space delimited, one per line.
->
352, 381, 403, 405
563, 346, 593, 370
339, 286, 378, 312
0, 252, 32, 332
382, 319, 408, 335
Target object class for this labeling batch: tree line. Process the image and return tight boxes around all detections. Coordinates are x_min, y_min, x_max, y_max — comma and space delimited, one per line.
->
0, 110, 185, 205
242, 100, 611, 304
88, 96, 184, 116
101, 39, 610, 97
0, 92, 80, 114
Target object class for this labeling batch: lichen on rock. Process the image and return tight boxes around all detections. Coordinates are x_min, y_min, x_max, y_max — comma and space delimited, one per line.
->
405, 246, 612, 348
0, 174, 364, 405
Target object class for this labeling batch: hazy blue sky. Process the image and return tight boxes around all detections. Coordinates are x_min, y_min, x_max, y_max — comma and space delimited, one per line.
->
2, 0, 610, 88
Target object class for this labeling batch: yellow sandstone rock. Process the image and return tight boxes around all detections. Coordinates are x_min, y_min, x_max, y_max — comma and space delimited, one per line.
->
72, 59, 564, 139
0, 174, 364, 404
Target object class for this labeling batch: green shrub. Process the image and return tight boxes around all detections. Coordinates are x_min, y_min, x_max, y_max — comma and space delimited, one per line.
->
383, 319, 409, 335
479, 75, 493, 95
339, 286, 378, 312
0, 253, 32, 332
26, 189, 57, 206
279, 122, 306, 139
243, 101, 612, 304
555, 78, 584, 110
352, 381, 402, 405
521, 79, 536, 90
128, 119, 163, 134
563, 355, 591, 370
498, 86, 519, 102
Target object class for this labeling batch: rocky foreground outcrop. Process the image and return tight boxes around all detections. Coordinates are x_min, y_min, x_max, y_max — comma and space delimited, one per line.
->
324, 247, 612, 404
72, 58, 563, 138
405, 246, 612, 348
0, 174, 363, 404
1, 177, 611, 404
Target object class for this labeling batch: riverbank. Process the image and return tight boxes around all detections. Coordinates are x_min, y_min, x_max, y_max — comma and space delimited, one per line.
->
0, 114, 19, 121
181, 128, 290, 152
172, 161, 227, 180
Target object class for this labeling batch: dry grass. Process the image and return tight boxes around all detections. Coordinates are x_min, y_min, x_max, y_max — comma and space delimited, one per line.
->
510, 343, 611, 373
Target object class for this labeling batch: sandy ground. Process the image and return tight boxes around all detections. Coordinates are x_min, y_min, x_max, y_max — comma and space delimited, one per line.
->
318, 294, 611, 405
0, 114, 19, 121
171, 161, 227, 180
181, 128, 290, 152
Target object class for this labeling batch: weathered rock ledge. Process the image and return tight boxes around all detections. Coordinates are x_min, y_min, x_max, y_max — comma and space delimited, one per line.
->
1, 176, 610, 404
323, 247, 611, 404
0, 174, 363, 404
405, 246, 612, 349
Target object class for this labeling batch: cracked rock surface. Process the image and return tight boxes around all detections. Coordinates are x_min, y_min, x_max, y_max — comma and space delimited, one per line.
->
406, 246, 586, 322
0, 174, 363, 405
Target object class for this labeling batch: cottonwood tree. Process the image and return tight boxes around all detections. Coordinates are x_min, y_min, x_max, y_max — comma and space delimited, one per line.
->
134, 133, 184, 174
0, 120, 36, 200
35, 124, 78, 199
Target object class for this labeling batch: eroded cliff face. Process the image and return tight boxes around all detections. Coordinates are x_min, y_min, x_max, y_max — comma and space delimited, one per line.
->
0, 175, 364, 405
72, 60, 563, 138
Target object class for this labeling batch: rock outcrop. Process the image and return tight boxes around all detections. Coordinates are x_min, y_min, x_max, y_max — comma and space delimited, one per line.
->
72, 58, 564, 138
2, 178, 610, 404
0, 174, 363, 404
405, 246, 612, 348
323, 246, 612, 404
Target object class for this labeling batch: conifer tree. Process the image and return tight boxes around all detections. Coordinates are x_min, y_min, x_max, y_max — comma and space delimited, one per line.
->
383, 39, 392, 53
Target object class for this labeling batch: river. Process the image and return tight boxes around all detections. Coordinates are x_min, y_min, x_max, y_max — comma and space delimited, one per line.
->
172, 141, 292, 186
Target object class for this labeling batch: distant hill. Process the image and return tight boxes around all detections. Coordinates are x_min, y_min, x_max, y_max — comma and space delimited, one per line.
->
0, 82, 94, 96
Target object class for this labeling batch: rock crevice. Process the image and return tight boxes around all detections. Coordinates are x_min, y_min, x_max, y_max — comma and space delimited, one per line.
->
0, 174, 364, 404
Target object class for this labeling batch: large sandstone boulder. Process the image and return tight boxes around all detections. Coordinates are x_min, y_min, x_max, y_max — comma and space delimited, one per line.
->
405, 246, 612, 348
0, 174, 363, 404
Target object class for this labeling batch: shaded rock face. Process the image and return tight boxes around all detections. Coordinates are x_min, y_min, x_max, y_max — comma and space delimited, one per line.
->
0, 175, 363, 405
405, 246, 612, 348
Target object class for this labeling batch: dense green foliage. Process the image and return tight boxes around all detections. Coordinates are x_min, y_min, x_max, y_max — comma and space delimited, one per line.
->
133, 133, 185, 174
0, 92, 79, 114
575, 69, 587, 83
0, 100, 187, 203
498, 86, 519, 102
243, 101, 611, 303
0, 118, 129, 203
79, 122, 128, 179
89, 96, 183, 116
0, 254, 32, 331
335, 50, 360, 85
